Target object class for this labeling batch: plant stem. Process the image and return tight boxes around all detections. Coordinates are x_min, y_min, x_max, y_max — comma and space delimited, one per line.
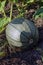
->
3, 0, 6, 17
10, 3, 13, 21
3, 10, 6, 18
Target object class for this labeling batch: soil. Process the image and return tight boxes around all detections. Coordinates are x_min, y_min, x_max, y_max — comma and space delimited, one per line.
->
0, 2, 43, 65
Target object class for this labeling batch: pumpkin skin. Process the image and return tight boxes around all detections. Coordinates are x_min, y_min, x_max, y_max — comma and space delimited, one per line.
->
6, 18, 39, 49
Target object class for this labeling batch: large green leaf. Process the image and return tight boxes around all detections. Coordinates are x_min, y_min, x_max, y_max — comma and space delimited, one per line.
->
41, 0, 43, 2
9, 0, 18, 3
0, 17, 10, 33
27, 0, 34, 3
0, 0, 6, 13
0, 17, 10, 28
33, 7, 43, 20
0, 52, 5, 57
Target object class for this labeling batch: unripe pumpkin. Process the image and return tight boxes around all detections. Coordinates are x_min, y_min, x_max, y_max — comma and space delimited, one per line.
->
6, 18, 39, 49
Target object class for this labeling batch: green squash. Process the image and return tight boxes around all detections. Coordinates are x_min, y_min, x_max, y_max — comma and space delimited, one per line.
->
6, 18, 39, 49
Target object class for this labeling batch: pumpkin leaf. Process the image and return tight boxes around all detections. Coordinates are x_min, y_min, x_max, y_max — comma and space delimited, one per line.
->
0, 52, 5, 57
0, 17, 10, 33
15, 12, 24, 18
0, 17, 10, 28
0, 0, 6, 13
26, 0, 34, 3
0, 27, 5, 34
33, 7, 43, 20
9, 0, 18, 3
41, 0, 43, 2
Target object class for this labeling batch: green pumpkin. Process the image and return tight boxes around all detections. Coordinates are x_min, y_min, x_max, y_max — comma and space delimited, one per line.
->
6, 18, 39, 49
